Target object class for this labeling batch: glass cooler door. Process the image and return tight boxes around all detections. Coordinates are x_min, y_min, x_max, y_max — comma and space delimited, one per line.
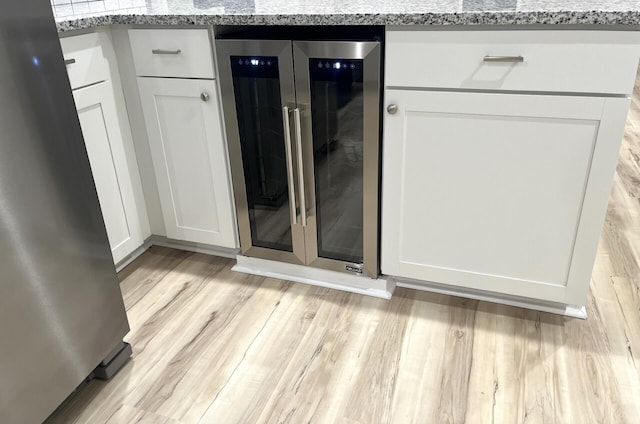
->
293, 41, 381, 277
217, 40, 306, 264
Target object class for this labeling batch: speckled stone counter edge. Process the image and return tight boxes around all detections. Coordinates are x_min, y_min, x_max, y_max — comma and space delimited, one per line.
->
56, 11, 640, 32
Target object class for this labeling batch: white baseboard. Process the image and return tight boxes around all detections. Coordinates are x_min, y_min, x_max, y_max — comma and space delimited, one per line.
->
393, 277, 587, 319
233, 255, 395, 299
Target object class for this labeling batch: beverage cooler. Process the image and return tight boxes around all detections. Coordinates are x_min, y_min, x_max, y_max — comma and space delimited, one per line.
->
217, 35, 381, 278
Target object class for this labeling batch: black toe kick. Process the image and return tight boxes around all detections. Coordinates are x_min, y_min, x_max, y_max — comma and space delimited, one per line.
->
93, 341, 132, 380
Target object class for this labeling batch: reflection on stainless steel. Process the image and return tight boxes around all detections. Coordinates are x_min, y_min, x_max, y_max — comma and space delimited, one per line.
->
217, 34, 381, 278
0, 1, 130, 423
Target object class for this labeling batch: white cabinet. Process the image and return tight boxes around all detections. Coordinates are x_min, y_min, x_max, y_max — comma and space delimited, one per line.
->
381, 28, 640, 309
62, 32, 150, 265
381, 89, 630, 306
73, 81, 148, 264
137, 77, 237, 248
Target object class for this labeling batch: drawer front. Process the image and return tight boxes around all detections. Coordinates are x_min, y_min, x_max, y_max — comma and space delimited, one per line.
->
385, 30, 640, 95
129, 29, 215, 79
60, 33, 110, 90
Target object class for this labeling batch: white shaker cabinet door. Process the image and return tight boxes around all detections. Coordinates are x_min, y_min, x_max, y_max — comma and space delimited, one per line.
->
137, 77, 237, 248
381, 90, 629, 305
74, 81, 146, 264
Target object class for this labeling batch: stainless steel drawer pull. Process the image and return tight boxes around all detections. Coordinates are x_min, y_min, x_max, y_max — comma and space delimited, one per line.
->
483, 55, 524, 63
293, 108, 307, 227
64, 58, 76, 66
282, 106, 297, 226
200, 92, 209, 102
151, 49, 182, 55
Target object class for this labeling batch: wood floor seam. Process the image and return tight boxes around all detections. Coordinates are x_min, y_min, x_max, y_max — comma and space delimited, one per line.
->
196, 282, 281, 423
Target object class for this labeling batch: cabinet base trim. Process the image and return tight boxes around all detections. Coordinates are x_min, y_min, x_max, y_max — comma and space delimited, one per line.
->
115, 236, 240, 272
150, 235, 239, 259
233, 255, 395, 299
393, 277, 587, 319
115, 241, 151, 272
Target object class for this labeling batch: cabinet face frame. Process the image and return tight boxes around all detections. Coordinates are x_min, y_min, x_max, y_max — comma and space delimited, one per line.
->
381, 89, 630, 306
137, 77, 238, 248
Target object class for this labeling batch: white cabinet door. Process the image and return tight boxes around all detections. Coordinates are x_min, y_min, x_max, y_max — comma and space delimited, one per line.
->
137, 77, 237, 248
74, 81, 146, 264
381, 90, 628, 305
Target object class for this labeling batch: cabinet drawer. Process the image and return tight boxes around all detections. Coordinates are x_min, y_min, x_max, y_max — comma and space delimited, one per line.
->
129, 29, 215, 79
59, 33, 110, 90
385, 30, 640, 95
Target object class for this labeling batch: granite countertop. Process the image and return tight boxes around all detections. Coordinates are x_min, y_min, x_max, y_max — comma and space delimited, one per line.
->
55, 0, 640, 32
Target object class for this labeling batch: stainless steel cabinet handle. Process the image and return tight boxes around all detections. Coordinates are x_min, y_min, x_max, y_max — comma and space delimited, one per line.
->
64, 58, 76, 66
387, 104, 398, 115
282, 106, 297, 226
151, 49, 181, 55
483, 55, 524, 63
293, 108, 307, 227
200, 92, 209, 102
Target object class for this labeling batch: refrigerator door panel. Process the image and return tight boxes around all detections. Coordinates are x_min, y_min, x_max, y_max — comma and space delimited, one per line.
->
0, 1, 129, 423
217, 40, 306, 265
293, 41, 381, 278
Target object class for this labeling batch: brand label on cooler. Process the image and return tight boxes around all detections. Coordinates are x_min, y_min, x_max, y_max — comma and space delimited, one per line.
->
345, 265, 363, 274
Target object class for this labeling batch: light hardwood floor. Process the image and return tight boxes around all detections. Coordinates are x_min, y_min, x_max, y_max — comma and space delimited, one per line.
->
46, 73, 640, 424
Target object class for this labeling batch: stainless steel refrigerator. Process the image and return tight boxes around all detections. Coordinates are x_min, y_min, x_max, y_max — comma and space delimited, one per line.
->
0, 1, 131, 423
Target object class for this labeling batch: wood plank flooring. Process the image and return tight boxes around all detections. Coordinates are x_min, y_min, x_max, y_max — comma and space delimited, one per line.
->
46, 72, 640, 423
